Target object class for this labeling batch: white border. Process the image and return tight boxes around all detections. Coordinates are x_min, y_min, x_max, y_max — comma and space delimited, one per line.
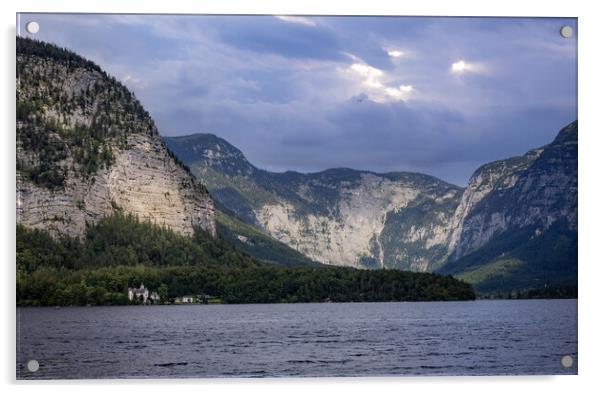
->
2, 1, 601, 392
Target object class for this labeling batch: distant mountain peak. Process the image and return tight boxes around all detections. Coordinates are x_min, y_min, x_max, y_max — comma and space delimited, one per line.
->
553, 120, 578, 144
164, 133, 256, 177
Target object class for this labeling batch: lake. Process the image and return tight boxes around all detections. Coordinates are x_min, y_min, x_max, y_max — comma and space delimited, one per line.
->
16, 299, 577, 379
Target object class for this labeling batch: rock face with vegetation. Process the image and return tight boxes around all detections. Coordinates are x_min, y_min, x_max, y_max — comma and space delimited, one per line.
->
165, 121, 577, 293
165, 135, 464, 271
16, 37, 215, 238
440, 121, 577, 293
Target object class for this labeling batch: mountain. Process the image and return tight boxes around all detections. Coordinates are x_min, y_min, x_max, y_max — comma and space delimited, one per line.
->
17, 37, 574, 295
165, 121, 577, 293
164, 135, 464, 271
214, 204, 321, 267
439, 121, 577, 293
16, 37, 215, 238
14, 38, 476, 306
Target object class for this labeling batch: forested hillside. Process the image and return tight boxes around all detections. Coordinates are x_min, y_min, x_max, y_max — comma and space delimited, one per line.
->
17, 214, 475, 306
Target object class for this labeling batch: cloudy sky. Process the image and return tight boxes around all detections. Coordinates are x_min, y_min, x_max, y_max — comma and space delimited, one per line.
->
19, 14, 577, 185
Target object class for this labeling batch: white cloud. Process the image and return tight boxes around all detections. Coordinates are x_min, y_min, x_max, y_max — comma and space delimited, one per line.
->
350, 63, 384, 88
451, 60, 467, 72
384, 85, 414, 101
274, 16, 317, 27
345, 62, 414, 102
450, 59, 487, 74
387, 49, 404, 58
384, 87, 404, 100
121, 74, 147, 90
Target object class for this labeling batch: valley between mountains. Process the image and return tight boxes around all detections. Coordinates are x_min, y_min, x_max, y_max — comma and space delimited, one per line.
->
165, 121, 577, 294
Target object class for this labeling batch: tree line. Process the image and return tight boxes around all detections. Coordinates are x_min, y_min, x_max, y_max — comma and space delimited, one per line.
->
17, 213, 476, 306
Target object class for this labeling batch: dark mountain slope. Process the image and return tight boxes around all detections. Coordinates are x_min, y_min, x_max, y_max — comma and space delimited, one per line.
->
440, 121, 577, 293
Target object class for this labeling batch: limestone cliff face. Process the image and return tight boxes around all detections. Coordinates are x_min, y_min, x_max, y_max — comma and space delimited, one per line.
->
446, 121, 577, 262
16, 38, 215, 237
446, 149, 543, 260
17, 133, 215, 237
165, 135, 463, 271
254, 172, 461, 270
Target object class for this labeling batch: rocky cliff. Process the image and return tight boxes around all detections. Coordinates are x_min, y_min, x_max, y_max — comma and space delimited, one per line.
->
253, 170, 462, 271
16, 37, 215, 237
165, 136, 463, 271
165, 121, 577, 292
439, 121, 577, 292
446, 149, 543, 260
447, 121, 577, 261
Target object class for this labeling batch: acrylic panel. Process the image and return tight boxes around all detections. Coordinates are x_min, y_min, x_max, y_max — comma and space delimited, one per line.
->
16, 13, 578, 379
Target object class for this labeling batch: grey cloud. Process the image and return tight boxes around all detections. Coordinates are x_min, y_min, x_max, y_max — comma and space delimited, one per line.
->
20, 14, 577, 186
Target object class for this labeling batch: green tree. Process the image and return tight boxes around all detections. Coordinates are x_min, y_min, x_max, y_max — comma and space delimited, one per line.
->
157, 283, 168, 304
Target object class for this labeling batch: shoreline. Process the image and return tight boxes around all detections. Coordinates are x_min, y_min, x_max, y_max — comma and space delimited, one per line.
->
15, 297, 578, 308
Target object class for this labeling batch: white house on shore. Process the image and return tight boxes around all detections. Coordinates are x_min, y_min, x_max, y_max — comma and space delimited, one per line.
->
174, 295, 197, 304
128, 284, 160, 304
128, 284, 148, 302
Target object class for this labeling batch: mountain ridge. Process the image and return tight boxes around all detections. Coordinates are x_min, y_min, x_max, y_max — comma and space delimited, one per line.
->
165, 121, 577, 293
165, 133, 466, 271
166, 132, 464, 188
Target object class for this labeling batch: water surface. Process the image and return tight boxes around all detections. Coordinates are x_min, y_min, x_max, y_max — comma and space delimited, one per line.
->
16, 299, 577, 379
